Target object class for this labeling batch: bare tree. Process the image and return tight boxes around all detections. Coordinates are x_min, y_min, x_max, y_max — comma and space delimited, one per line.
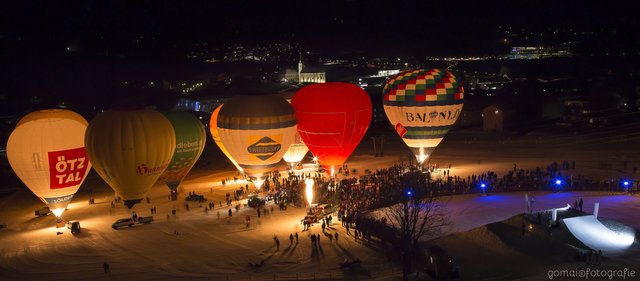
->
386, 171, 448, 280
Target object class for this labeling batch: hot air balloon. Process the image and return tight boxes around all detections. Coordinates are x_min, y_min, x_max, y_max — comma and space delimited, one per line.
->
85, 109, 176, 208
382, 69, 464, 163
7, 109, 92, 219
210, 105, 244, 173
292, 82, 372, 175
159, 111, 206, 200
217, 95, 297, 189
282, 131, 309, 169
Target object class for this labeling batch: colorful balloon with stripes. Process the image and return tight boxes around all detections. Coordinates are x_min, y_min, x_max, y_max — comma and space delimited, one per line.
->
383, 69, 464, 163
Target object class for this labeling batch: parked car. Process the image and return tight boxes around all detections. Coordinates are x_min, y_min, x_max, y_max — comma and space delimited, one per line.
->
111, 218, 135, 229
248, 195, 266, 208
35, 206, 50, 217
185, 194, 207, 202
137, 216, 154, 224
67, 221, 81, 235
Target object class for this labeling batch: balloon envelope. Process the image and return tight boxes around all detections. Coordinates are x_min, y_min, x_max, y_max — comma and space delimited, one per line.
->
216, 95, 297, 187
85, 109, 175, 208
382, 69, 464, 163
159, 111, 206, 192
292, 82, 372, 170
282, 131, 309, 166
210, 105, 244, 173
7, 109, 92, 217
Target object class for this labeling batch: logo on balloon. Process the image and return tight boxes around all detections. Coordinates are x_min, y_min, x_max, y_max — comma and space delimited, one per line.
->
395, 123, 407, 138
175, 140, 202, 154
247, 136, 281, 160
136, 163, 168, 176
405, 109, 461, 123
48, 147, 88, 189
43, 194, 75, 204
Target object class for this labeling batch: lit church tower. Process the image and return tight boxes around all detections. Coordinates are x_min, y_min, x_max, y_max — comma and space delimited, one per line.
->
297, 54, 303, 83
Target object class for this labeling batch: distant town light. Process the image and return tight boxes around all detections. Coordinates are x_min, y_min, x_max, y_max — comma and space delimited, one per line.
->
555, 179, 562, 186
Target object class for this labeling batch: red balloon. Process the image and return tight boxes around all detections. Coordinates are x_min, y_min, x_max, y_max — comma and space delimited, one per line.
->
292, 82, 372, 170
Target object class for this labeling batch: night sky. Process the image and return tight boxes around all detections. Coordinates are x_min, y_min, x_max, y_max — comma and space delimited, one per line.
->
2, 0, 639, 58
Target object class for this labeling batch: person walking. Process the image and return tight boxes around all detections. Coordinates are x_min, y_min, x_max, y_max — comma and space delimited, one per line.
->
334, 232, 339, 242
103, 262, 110, 274
274, 235, 280, 250
295, 232, 299, 243
579, 198, 584, 212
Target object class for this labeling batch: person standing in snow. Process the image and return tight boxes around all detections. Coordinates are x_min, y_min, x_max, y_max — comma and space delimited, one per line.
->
103, 262, 110, 274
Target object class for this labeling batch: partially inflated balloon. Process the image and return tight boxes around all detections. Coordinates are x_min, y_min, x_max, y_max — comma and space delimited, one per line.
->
7, 109, 92, 218
210, 105, 244, 173
382, 69, 464, 163
217, 95, 297, 188
292, 82, 371, 173
282, 131, 309, 168
159, 111, 206, 194
85, 109, 175, 208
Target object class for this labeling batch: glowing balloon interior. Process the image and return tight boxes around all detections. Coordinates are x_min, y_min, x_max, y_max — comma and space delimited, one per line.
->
7, 109, 92, 218
292, 82, 372, 172
282, 131, 309, 167
210, 105, 244, 173
383, 69, 464, 163
85, 109, 176, 208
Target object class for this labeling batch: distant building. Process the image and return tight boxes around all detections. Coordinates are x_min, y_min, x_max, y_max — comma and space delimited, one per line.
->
284, 69, 299, 82
482, 105, 504, 132
509, 46, 571, 60
562, 99, 598, 126
299, 72, 326, 83
477, 76, 511, 91
375, 69, 400, 77
283, 55, 326, 83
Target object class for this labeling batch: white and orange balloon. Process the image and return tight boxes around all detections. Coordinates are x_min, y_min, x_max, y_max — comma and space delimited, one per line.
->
7, 109, 92, 218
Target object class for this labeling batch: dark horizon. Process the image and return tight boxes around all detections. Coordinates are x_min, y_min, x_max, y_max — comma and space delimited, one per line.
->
2, 0, 639, 59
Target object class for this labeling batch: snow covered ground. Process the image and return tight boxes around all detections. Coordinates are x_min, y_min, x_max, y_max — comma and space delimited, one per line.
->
0, 177, 398, 281
1, 124, 639, 280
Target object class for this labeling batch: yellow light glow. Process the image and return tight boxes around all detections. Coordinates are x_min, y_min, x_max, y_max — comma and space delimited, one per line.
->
330, 167, 335, 176
305, 178, 314, 206
417, 148, 428, 164
51, 208, 65, 218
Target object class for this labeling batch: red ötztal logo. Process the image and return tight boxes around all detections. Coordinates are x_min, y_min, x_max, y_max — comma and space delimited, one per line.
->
48, 147, 88, 189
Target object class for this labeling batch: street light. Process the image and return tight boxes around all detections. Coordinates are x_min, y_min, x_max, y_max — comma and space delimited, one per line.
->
622, 180, 631, 192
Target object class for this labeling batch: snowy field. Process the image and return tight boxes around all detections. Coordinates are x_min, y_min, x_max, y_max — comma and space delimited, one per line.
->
1, 124, 640, 280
